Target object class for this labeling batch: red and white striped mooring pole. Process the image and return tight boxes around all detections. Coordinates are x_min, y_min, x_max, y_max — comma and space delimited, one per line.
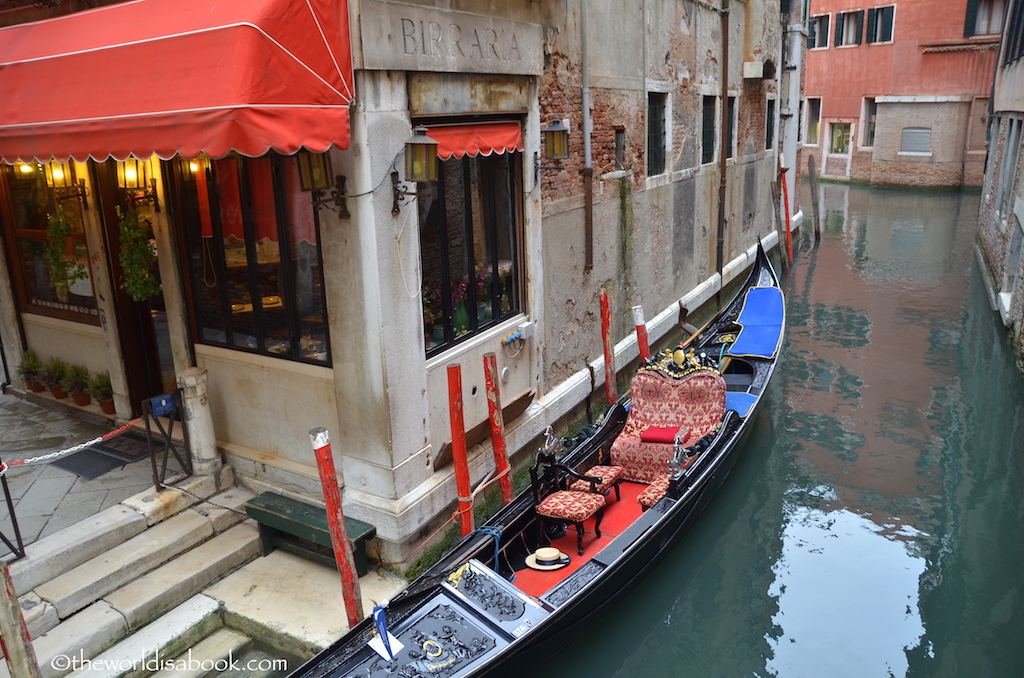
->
632, 305, 650, 362
309, 428, 364, 627
483, 353, 514, 506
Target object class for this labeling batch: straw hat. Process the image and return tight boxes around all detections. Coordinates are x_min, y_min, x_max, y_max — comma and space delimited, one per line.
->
525, 547, 570, 571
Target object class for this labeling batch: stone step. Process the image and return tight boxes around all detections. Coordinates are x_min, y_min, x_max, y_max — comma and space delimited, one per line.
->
32, 600, 128, 678
36, 511, 214, 619
105, 523, 260, 631
213, 648, 288, 678
188, 488, 255, 535
21, 591, 60, 638
8, 505, 148, 594
147, 628, 253, 678
65, 594, 222, 678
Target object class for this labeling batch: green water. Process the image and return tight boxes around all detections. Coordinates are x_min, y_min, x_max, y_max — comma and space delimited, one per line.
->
532, 186, 1024, 677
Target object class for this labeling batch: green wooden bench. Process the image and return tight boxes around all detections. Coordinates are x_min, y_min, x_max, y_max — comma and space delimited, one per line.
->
244, 491, 376, 576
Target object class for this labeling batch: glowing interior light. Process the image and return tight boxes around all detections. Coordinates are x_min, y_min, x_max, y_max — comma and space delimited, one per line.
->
18, 164, 34, 174
189, 162, 200, 173
124, 168, 138, 182
51, 168, 65, 181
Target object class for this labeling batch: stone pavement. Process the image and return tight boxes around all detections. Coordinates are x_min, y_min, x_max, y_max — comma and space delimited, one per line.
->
0, 389, 408, 678
0, 392, 176, 557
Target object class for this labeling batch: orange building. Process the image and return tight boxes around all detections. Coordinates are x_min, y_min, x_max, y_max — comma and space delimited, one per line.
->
803, 0, 1003, 186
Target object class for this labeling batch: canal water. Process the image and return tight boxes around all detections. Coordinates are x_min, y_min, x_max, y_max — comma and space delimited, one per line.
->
532, 185, 1024, 677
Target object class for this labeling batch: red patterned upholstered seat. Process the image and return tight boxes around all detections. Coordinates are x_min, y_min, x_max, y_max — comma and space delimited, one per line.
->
637, 472, 672, 510
537, 490, 606, 522
569, 465, 623, 500
610, 370, 727, 483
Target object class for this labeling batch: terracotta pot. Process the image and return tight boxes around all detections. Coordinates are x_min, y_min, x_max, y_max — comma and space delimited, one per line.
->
71, 391, 91, 407
48, 384, 67, 399
99, 398, 116, 415
27, 380, 45, 392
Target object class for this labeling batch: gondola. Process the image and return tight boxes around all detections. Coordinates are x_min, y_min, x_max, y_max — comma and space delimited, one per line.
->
290, 240, 785, 678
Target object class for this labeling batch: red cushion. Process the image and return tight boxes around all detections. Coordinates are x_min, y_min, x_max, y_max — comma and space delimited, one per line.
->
536, 491, 606, 522
639, 426, 690, 444
569, 465, 623, 494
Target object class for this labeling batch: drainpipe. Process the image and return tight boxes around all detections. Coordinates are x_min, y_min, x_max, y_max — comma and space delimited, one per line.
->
582, 0, 594, 272
716, 0, 730, 285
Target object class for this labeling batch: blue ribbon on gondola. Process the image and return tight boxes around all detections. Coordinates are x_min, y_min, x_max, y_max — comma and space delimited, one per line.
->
372, 605, 393, 660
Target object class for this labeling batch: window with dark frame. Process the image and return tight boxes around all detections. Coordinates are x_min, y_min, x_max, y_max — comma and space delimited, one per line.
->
807, 15, 830, 48
965, 0, 1005, 37
726, 95, 737, 159
766, 98, 776, 150
864, 98, 877, 146
702, 96, 717, 164
0, 162, 98, 323
866, 6, 895, 43
832, 123, 852, 154
835, 10, 864, 46
615, 128, 626, 170
1005, 0, 1024, 65
419, 151, 521, 355
647, 93, 667, 176
807, 98, 822, 145
173, 152, 331, 364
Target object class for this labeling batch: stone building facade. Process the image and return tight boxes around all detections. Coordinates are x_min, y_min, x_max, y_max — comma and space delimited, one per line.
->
977, 0, 1024, 358
0, 0, 803, 560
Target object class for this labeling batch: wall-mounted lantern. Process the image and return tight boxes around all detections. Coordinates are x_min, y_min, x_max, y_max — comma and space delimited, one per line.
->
116, 157, 159, 212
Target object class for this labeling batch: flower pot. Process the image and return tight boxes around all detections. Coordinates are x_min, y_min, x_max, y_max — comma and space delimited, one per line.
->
48, 384, 67, 399
98, 398, 116, 415
27, 379, 45, 392
71, 391, 91, 407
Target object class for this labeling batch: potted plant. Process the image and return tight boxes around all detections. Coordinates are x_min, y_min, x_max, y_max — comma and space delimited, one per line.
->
90, 371, 115, 415
39, 357, 70, 399
45, 206, 89, 302
117, 206, 161, 301
18, 350, 45, 392
62, 364, 92, 407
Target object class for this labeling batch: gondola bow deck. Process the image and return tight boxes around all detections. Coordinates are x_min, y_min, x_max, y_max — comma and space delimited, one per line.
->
290, 242, 784, 678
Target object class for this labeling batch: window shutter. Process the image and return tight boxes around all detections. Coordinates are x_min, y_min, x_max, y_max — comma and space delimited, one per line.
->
835, 13, 844, 45
881, 6, 894, 42
965, 0, 980, 36
807, 18, 816, 48
901, 127, 931, 153
855, 10, 864, 44
867, 8, 877, 42
823, 16, 830, 46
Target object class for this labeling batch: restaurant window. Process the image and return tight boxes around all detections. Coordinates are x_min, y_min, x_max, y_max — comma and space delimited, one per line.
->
0, 161, 97, 322
866, 6, 895, 43
420, 151, 521, 355
173, 153, 330, 364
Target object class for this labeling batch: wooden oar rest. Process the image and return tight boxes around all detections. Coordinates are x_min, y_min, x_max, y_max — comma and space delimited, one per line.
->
245, 491, 376, 576
530, 452, 606, 555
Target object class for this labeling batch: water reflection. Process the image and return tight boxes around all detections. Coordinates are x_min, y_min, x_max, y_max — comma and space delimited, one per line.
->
766, 503, 926, 678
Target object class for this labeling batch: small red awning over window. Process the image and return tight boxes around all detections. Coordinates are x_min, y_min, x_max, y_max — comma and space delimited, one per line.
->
427, 123, 524, 161
0, 0, 353, 163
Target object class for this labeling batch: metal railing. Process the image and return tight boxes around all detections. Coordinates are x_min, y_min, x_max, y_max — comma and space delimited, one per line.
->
142, 390, 193, 491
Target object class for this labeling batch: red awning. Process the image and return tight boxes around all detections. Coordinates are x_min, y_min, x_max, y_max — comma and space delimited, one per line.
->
427, 123, 524, 161
0, 0, 353, 163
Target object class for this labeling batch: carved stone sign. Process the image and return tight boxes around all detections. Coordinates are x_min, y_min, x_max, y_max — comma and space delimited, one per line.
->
360, 1, 543, 76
